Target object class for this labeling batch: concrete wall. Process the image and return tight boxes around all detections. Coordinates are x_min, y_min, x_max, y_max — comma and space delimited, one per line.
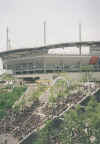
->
16, 72, 100, 81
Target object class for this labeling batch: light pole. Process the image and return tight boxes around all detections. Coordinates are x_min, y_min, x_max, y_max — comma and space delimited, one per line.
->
6, 27, 9, 50
43, 21, 46, 45
79, 23, 82, 56
43, 21, 47, 73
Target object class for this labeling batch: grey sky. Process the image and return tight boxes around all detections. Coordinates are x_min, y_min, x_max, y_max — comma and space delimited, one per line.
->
0, 0, 100, 51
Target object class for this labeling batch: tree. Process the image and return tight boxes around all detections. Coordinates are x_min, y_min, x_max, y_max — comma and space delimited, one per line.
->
80, 65, 94, 82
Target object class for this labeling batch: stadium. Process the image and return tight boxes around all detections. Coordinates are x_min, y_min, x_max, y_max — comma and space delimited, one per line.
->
0, 41, 100, 75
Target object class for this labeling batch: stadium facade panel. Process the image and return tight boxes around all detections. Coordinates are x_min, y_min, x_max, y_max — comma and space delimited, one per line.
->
0, 41, 100, 74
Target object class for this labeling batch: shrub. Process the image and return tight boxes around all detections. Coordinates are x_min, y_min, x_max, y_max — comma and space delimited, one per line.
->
0, 86, 26, 119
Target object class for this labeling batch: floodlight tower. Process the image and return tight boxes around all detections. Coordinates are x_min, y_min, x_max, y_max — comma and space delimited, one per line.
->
43, 21, 47, 73
43, 21, 46, 45
6, 27, 11, 50
6, 27, 9, 50
79, 23, 82, 55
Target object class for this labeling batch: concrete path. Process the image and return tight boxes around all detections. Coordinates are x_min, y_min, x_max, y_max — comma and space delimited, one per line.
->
0, 134, 18, 144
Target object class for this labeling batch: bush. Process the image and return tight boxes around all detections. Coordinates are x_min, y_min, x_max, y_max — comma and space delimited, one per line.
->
0, 86, 26, 119
33, 93, 100, 144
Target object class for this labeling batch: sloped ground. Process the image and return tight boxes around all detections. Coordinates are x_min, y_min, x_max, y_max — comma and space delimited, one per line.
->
0, 77, 99, 144
0, 81, 50, 143
13, 84, 37, 109
33, 90, 100, 144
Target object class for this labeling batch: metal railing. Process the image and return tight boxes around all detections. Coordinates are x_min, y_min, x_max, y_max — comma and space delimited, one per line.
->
11, 64, 100, 74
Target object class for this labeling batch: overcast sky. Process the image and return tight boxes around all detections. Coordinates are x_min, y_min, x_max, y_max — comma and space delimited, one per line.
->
0, 0, 100, 51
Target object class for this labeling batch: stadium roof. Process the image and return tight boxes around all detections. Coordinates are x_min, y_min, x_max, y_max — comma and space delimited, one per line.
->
0, 41, 100, 57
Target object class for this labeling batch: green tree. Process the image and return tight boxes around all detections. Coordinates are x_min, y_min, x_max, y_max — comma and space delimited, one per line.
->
80, 65, 94, 82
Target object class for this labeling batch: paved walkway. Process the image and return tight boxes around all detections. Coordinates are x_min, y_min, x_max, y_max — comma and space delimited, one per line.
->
0, 134, 18, 144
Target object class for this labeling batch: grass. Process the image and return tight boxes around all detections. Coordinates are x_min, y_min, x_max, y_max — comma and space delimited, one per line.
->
30, 84, 48, 102
0, 86, 26, 119
48, 78, 76, 104
33, 91, 100, 144
13, 84, 48, 111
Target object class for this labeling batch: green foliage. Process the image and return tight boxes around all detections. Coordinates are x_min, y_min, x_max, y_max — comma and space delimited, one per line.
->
48, 78, 80, 106
49, 79, 68, 104
80, 65, 94, 82
33, 119, 62, 144
0, 109, 7, 119
59, 94, 100, 144
13, 84, 47, 111
31, 85, 48, 101
1, 73, 15, 81
33, 91, 100, 144
80, 65, 94, 72
0, 86, 26, 119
